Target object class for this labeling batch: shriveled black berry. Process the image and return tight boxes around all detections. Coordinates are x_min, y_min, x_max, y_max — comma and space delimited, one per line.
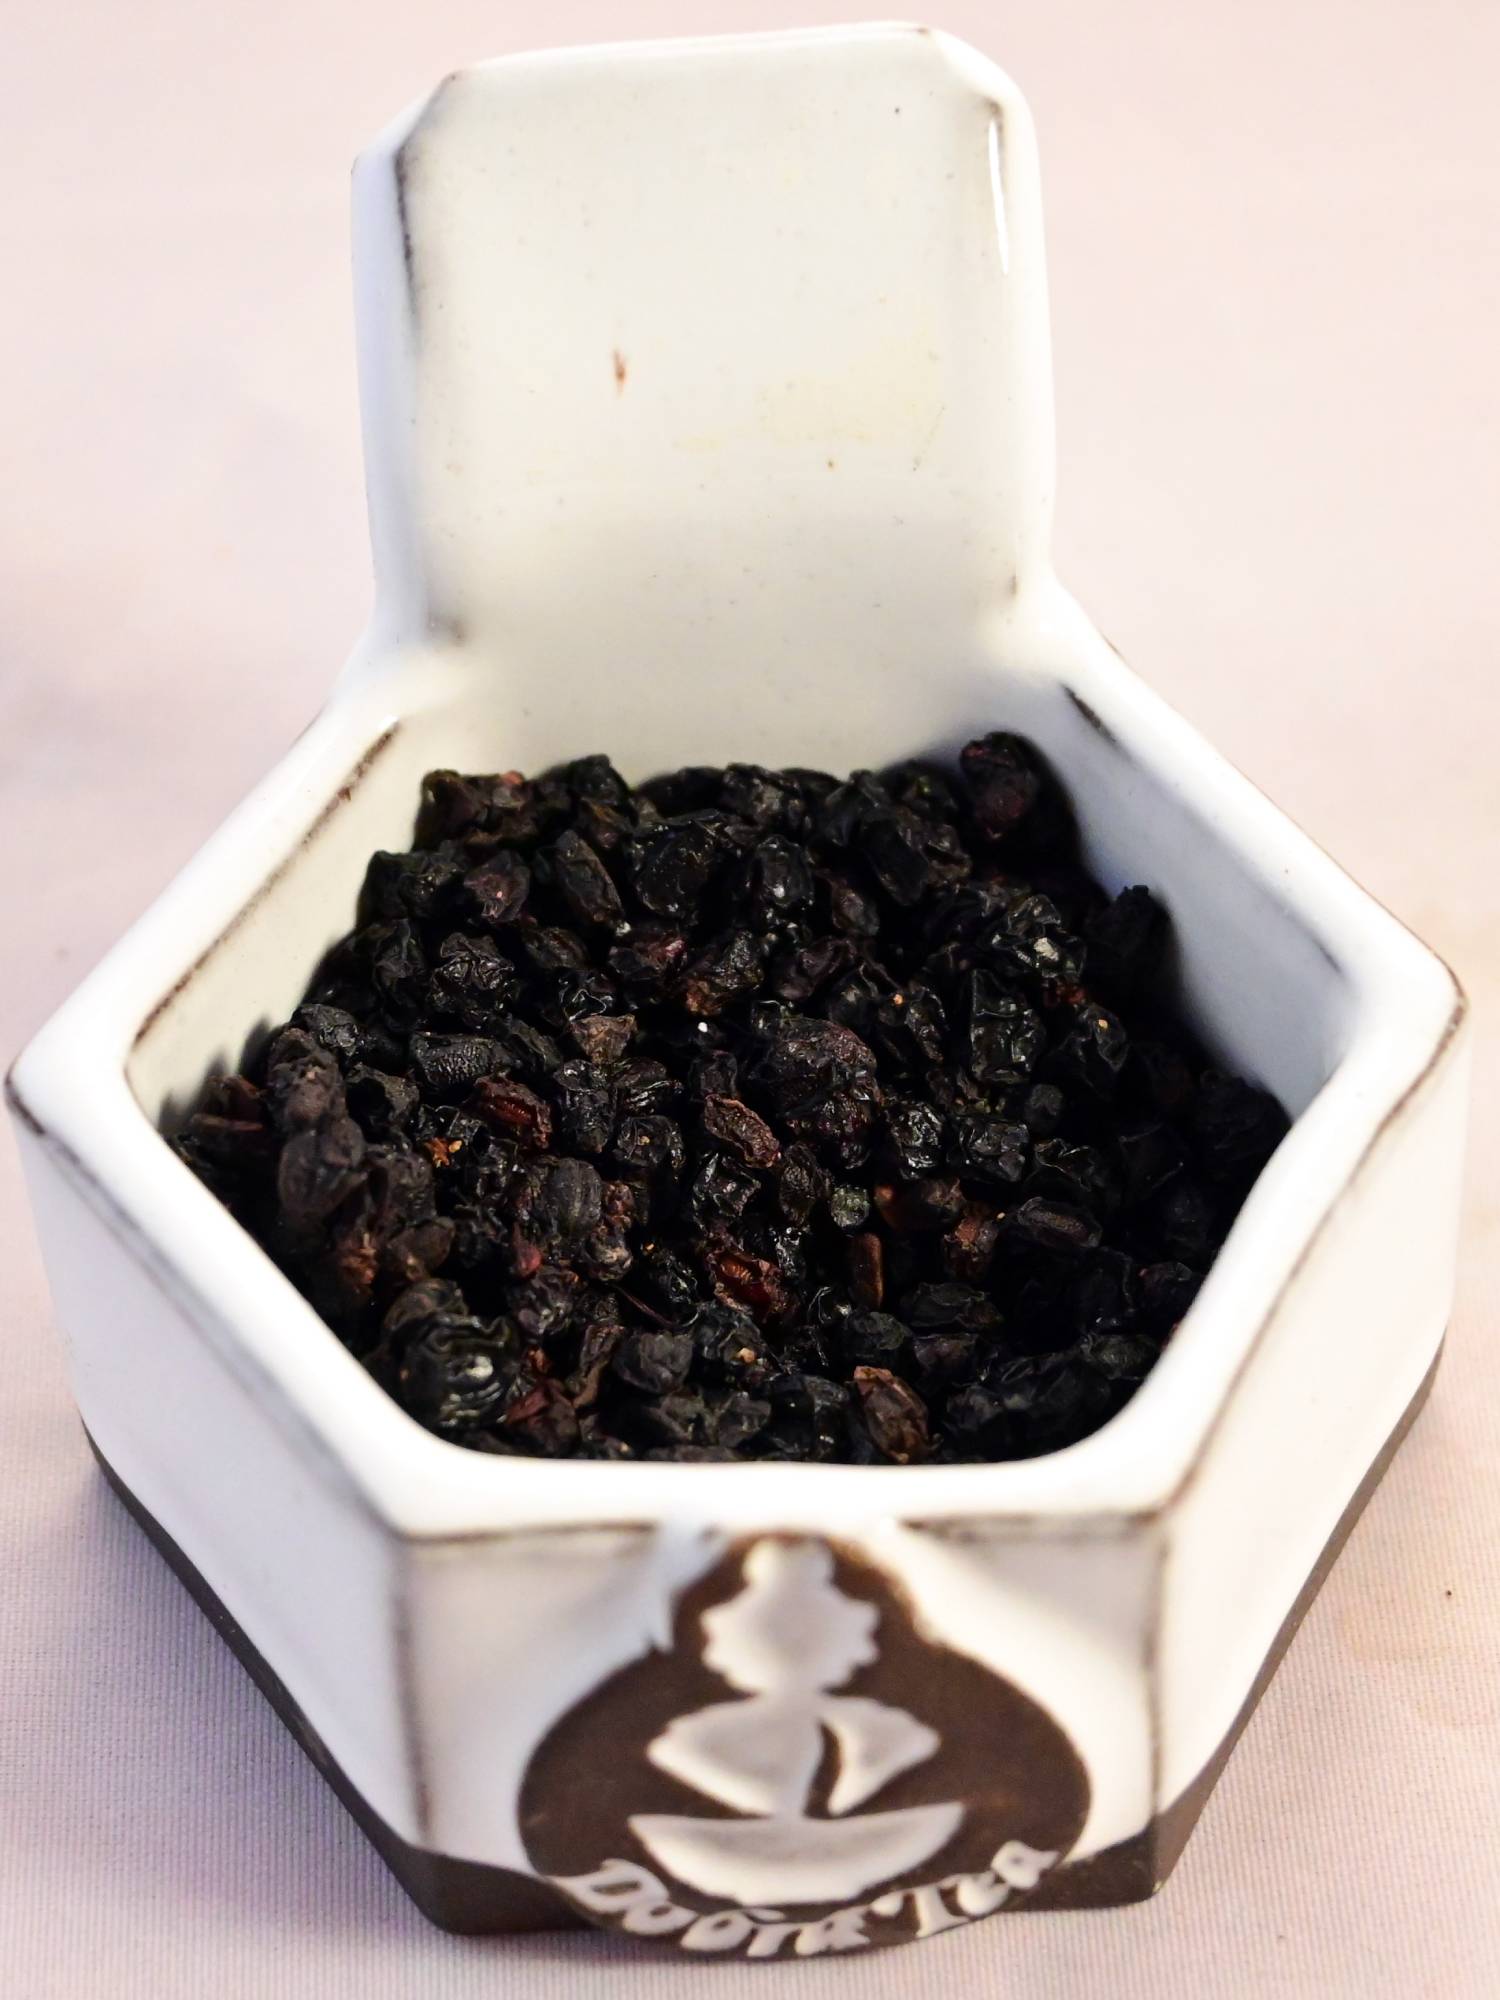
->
290, 1004, 363, 1064
571, 1012, 635, 1065
842, 1311, 909, 1369
755, 1014, 880, 1108
1020, 1082, 1066, 1137
692, 1305, 770, 1386
964, 973, 1044, 1085
945, 1382, 1006, 1451
544, 829, 626, 932
941, 1206, 1002, 1285
717, 1392, 773, 1450
1029, 1138, 1117, 1213
903, 1281, 1002, 1337
690, 1151, 762, 1221
911, 1330, 976, 1386
1086, 885, 1165, 997
1081, 1331, 1158, 1381
1151, 1179, 1220, 1265
345, 1065, 419, 1138
503, 1376, 581, 1455
264, 1028, 343, 1134
552, 1059, 615, 1154
426, 933, 517, 1028
612, 1114, 686, 1182
959, 731, 1042, 842
1008, 1196, 1104, 1255
745, 834, 816, 924
365, 847, 465, 923
702, 1094, 781, 1170
952, 1112, 1027, 1185
463, 850, 531, 929
471, 1075, 553, 1150
509, 1265, 584, 1343
564, 753, 629, 805
367, 919, 428, 1023
614, 1058, 678, 1117
1190, 1071, 1288, 1185
764, 1372, 849, 1461
885, 1098, 947, 1177
1053, 1007, 1129, 1099
776, 1142, 828, 1225
613, 1329, 695, 1395
635, 1391, 716, 1451
874, 1176, 966, 1234
853, 1366, 930, 1463
409, 1032, 510, 1102
1138, 1260, 1203, 1333
628, 1246, 699, 1321
396, 1320, 515, 1433
277, 1115, 365, 1225
770, 934, 855, 1004
632, 821, 722, 920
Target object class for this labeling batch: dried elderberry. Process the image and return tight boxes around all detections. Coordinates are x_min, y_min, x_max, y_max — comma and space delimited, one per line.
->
176, 733, 1287, 1464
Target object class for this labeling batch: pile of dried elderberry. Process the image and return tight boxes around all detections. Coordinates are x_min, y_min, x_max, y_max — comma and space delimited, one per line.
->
176, 736, 1286, 1464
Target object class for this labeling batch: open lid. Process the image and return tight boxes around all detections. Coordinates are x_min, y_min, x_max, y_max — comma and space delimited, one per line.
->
350, 24, 1054, 708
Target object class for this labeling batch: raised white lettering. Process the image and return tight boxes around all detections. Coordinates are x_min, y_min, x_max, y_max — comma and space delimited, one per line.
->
680, 1908, 758, 1952
792, 1908, 872, 1954
946, 1868, 1012, 1917
620, 1896, 694, 1936
552, 1859, 663, 1912
992, 1840, 1058, 1891
906, 1882, 969, 1937
549, 1830, 1062, 1955
745, 1920, 802, 1958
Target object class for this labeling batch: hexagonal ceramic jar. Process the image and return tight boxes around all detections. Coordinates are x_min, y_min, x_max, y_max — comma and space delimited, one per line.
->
8, 23, 1468, 1962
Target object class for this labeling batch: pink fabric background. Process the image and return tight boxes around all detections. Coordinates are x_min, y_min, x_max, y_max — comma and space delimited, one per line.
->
3, 4, 1497, 1994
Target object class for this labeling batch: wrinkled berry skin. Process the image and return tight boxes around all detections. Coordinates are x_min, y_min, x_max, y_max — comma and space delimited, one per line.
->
176, 737, 1287, 1464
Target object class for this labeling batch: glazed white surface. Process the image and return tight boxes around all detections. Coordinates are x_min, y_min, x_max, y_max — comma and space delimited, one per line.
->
351, 27, 1054, 681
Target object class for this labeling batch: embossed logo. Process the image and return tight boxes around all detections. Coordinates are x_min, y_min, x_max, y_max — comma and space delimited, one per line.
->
519, 1538, 1090, 1955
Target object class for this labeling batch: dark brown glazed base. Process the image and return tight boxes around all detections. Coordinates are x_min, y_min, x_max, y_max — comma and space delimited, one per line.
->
84, 1340, 1440, 1936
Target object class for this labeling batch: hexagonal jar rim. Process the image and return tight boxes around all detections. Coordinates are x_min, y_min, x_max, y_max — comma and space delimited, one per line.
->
7, 598, 1464, 1545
